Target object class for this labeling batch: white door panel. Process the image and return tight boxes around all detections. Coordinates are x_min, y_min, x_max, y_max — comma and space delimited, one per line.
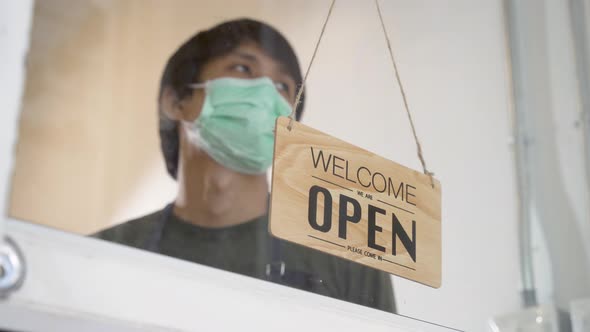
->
1, 219, 457, 332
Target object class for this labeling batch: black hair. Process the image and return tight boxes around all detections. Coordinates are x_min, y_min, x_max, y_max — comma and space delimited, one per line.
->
159, 18, 305, 179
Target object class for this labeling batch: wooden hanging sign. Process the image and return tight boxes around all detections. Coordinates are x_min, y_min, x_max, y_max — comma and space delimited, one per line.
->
269, 116, 441, 288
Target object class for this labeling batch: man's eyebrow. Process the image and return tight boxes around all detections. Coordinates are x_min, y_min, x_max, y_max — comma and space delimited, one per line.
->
231, 51, 259, 63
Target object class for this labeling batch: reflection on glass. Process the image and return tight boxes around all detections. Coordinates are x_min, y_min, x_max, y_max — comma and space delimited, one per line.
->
489, 305, 559, 332
570, 298, 590, 332
11, 1, 395, 314
9, 0, 590, 330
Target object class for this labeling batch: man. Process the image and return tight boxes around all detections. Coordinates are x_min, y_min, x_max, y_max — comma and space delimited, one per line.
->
96, 18, 395, 313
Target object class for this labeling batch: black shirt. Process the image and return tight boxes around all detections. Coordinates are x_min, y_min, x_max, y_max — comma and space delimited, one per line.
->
94, 204, 396, 313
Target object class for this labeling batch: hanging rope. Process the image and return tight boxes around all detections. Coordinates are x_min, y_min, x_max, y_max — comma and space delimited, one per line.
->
375, 0, 435, 187
288, 0, 336, 130
287, 0, 435, 188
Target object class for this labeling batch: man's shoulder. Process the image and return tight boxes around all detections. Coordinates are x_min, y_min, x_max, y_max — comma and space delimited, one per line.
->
92, 208, 165, 250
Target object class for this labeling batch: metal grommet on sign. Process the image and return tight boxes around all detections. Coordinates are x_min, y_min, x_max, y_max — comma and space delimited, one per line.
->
0, 236, 26, 298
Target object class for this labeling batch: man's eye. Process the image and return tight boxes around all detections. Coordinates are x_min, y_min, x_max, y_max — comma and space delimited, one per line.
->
275, 82, 289, 93
232, 64, 251, 73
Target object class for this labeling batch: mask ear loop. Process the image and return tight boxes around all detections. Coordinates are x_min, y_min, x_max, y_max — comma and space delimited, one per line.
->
187, 82, 206, 89
287, 0, 337, 131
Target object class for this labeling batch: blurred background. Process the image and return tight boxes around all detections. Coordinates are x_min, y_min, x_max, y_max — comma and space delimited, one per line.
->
3, 0, 590, 331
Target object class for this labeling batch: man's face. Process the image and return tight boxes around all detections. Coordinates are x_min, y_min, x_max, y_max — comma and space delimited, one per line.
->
167, 41, 297, 123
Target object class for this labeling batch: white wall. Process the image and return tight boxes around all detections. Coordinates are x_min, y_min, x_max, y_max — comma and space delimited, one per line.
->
2, 1, 522, 331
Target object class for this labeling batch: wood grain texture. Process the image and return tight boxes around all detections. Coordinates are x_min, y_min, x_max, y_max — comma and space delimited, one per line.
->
269, 116, 441, 288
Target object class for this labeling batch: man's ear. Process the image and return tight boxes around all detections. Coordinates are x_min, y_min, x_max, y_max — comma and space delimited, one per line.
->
161, 86, 204, 122
160, 86, 185, 121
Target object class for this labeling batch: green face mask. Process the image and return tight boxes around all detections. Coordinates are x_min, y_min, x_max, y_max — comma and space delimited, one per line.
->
184, 77, 293, 174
